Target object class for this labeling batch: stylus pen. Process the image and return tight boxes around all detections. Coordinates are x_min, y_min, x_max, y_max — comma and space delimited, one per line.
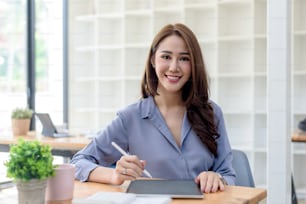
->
111, 141, 153, 178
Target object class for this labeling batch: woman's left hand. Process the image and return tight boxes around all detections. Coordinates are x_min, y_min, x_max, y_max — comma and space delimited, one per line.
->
195, 171, 226, 193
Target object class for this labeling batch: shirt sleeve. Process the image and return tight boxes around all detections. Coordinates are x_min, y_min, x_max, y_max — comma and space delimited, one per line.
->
70, 114, 128, 182
71, 152, 99, 182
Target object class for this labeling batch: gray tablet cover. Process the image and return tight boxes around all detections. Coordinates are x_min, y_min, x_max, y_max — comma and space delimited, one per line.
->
35, 113, 69, 137
126, 179, 204, 199
35, 113, 57, 136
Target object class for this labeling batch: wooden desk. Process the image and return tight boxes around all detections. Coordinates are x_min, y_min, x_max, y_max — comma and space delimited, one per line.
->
0, 180, 267, 204
291, 131, 306, 143
0, 132, 91, 158
73, 181, 267, 204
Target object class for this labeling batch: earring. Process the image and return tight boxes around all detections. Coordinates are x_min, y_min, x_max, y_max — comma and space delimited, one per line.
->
152, 64, 155, 68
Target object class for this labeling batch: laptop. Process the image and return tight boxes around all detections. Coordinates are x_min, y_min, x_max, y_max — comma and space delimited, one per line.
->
35, 113, 70, 137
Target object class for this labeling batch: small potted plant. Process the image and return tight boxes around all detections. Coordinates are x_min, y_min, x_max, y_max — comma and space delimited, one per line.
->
11, 107, 33, 136
4, 139, 56, 204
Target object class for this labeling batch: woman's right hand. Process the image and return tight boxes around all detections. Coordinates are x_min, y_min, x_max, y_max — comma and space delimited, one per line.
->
111, 155, 146, 185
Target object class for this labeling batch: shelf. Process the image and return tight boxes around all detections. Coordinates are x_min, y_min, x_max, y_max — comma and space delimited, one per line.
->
153, 11, 183, 32
293, 0, 306, 31
125, 15, 152, 44
75, 14, 96, 22
218, 36, 253, 42
254, 115, 267, 149
153, 0, 183, 10
68, 0, 268, 188
253, 153, 267, 185
184, 7, 217, 41
70, 51, 95, 78
293, 30, 306, 36
254, 76, 266, 112
70, 0, 95, 16
123, 80, 142, 105
293, 35, 306, 72
218, 78, 252, 113
96, 0, 123, 14
293, 154, 306, 188
218, 40, 253, 75
69, 111, 97, 132
254, 0, 267, 35
124, 10, 152, 16
124, 0, 152, 11
98, 49, 123, 77
293, 75, 306, 113
98, 81, 123, 110
254, 38, 267, 73
66, 0, 306, 194
71, 21, 95, 48
292, 144, 306, 154
98, 112, 118, 129
124, 47, 148, 76
218, 0, 252, 6
293, 71, 306, 76
97, 18, 123, 46
223, 114, 253, 149
184, 3, 216, 9
200, 43, 217, 76
184, 0, 217, 7
70, 81, 96, 109
218, 73, 253, 78
292, 0, 306, 192
218, 2, 252, 37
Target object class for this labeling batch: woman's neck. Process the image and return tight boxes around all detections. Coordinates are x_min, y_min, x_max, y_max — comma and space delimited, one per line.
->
154, 92, 184, 110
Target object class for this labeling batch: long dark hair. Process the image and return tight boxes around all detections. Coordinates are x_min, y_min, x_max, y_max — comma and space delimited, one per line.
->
141, 23, 220, 156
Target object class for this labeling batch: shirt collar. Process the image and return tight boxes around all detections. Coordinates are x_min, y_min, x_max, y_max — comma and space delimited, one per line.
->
139, 96, 155, 119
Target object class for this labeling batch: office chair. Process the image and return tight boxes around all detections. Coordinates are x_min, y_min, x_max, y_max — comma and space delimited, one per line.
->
232, 150, 298, 203
231, 149, 255, 187
292, 175, 298, 204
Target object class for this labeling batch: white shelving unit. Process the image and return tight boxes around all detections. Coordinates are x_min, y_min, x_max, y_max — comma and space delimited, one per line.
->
291, 0, 306, 198
68, 0, 268, 188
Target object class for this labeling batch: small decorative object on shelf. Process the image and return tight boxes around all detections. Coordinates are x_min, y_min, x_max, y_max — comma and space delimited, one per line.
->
4, 139, 56, 204
11, 107, 33, 136
298, 118, 306, 133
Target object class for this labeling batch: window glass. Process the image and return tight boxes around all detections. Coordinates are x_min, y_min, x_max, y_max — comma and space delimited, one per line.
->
35, 0, 64, 130
0, 0, 64, 133
0, 0, 27, 180
0, 0, 27, 133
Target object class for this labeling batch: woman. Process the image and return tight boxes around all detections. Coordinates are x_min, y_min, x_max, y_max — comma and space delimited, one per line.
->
70, 23, 236, 193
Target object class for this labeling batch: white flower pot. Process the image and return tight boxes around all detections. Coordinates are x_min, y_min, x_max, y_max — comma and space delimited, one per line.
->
16, 179, 47, 204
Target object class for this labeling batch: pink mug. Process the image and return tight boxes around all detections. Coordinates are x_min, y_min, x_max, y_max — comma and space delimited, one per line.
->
46, 164, 75, 202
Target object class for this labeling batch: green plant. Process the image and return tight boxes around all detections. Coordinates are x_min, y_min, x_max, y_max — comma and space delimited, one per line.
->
11, 107, 33, 119
4, 139, 56, 181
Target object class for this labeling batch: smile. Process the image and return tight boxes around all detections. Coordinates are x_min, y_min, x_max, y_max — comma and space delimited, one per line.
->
166, 75, 181, 82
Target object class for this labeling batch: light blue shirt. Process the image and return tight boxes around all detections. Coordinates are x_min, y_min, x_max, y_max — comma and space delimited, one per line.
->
70, 96, 236, 185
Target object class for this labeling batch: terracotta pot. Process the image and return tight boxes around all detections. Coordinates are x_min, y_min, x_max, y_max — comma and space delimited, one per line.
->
16, 179, 47, 204
11, 119, 30, 136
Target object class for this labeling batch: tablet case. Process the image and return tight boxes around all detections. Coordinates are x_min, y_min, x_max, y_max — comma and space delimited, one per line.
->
126, 179, 204, 199
35, 113, 69, 137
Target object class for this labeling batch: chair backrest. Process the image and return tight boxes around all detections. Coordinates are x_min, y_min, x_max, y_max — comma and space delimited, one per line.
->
232, 149, 255, 187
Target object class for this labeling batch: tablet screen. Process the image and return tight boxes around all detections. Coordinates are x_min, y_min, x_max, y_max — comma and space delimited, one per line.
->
126, 179, 204, 199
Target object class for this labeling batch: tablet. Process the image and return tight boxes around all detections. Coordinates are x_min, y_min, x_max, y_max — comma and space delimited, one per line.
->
126, 179, 204, 199
35, 113, 70, 137
0, 174, 14, 190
